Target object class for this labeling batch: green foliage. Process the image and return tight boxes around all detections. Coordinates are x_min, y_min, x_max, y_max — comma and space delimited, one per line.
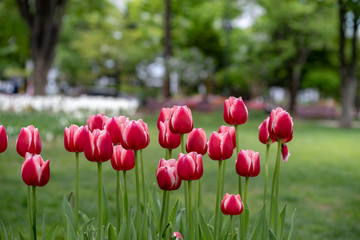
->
302, 68, 340, 98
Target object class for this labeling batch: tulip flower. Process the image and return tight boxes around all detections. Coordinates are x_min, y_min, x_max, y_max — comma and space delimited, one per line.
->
84, 129, 113, 162
120, 119, 150, 151
86, 114, 109, 131
64, 125, 88, 152
186, 128, 207, 155
159, 120, 181, 150
223, 97, 248, 125
169, 105, 193, 134
177, 152, 203, 181
104, 116, 127, 144
173, 232, 184, 240
268, 107, 293, 142
208, 131, 233, 161
281, 143, 290, 163
16, 125, 42, 157
0, 125, 8, 153
236, 149, 260, 178
258, 117, 272, 145
157, 107, 173, 130
111, 144, 135, 171
218, 125, 236, 149
221, 193, 244, 216
21, 153, 50, 187
156, 158, 182, 191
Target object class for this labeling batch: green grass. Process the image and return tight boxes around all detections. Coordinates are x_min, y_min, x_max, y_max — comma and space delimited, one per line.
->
0, 110, 359, 239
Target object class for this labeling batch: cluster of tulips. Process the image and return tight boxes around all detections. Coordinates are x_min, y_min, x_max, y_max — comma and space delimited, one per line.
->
1, 95, 294, 240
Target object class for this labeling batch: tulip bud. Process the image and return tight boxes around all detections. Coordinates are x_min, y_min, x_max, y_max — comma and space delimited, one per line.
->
208, 132, 233, 161
223, 97, 248, 125
258, 117, 272, 145
86, 114, 109, 131
235, 149, 260, 177
111, 144, 135, 171
169, 106, 193, 134
64, 125, 88, 152
120, 119, 150, 150
21, 153, 50, 187
177, 152, 203, 181
221, 193, 244, 215
157, 107, 174, 130
16, 125, 42, 157
268, 107, 293, 142
159, 120, 181, 149
84, 129, 113, 162
173, 232, 184, 240
281, 143, 290, 163
0, 125, 8, 153
104, 116, 127, 144
218, 125, 236, 149
156, 158, 182, 191
186, 128, 207, 155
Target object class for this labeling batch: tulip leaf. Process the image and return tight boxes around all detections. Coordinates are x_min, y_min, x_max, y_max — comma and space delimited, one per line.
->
19, 231, 26, 240
287, 209, 296, 240
117, 221, 127, 240
42, 212, 46, 240
1, 221, 9, 240
45, 223, 58, 240
79, 211, 91, 226
168, 199, 179, 226
219, 215, 229, 240
65, 214, 76, 240
199, 210, 214, 240
130, 221, 137, 240
107, 223, 117, 240
102, 186, 109, 226
243, 206, 250, 240
269, 229, 279, 240
61, 196, 76, 232
250, 205, 265, 240
280, 203, 287, 239
148, 190, 160, 232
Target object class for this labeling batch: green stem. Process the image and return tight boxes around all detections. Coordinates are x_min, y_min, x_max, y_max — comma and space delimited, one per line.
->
180, 134, 185, 153
116, 171, 122, 233
235, 125, 242, 240
219, 160, 226, 232
32, 186, 36, 240
270, 140, 282, 233
214, 160, 223, 240
140, 149, 146, 206
230, 215, 234, 240
123, 171, 129, 237
97, 162, 102, 240
238, 176, 242, 240
244, 177, 249, 209
194, 180, 199, 240
168, 149, 172, 159
184, 178, 189, 229
134, 150, 141, 230
75, 152, 79, 230
242, 177, 249, 240
198, 179, 202, 209
165, 149, 169, 160
262, 144, 271, 239
27, 186, 32, 240
164, 191, 170, 236
160, 190, 168, 236
275, 140, 282, 235
188, 181, 193, 240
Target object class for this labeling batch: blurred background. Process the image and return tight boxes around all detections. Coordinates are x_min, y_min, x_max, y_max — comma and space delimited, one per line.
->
0, 0, 360, 239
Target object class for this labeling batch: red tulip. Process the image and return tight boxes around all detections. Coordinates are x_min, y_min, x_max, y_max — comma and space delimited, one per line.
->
111, 144, 135, 171
104, 116, 127, 144
169, 106, 193, 134
235, 149, 260, 177
221, 193, 244, 215
218, 125, 236, 149
177, 152, 203, 181
186, 128, 207, 155
258, 117, 272, 145
223, 97, 248, 125
0, 125, 8, 153
87, 114, 109, 131
173, 232, 183, 240
281, 143, 290, 163
16, 125, 41, 157
159, 120, 181, 149
21, 153, 50, 187
208, 132, 233, 161
84, 129, 113, 162
64, 125, 88, 152
156, 158, 182, 191
157, 107, 174, 130
268, 107, 293, 142
120, 119, 150, 150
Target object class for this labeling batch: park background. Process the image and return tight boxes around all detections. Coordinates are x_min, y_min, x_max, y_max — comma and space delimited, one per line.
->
0, 0, 359, 239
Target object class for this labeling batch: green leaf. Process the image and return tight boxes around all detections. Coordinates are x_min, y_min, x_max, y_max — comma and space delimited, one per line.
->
19, 231, 26, 240
117, 221, 127, 240
280, 203, 287, 239
168, 199, 180, 226
1, 221, 9, 240
250, 206, 265, 240
45, 224, 57, 240
65, 214, 76, 240
269, 229, 279, 240
287, 209, 296, 240
199, 210, 214, 240
102, 186, 109, 226
42, 212, 46, 240
61, 196, 76, 232
148, 190, 160, 232
243, 206, 250, 239
219, 215, 229, 240
107, 224, 117, 240
130, 221, 137, 240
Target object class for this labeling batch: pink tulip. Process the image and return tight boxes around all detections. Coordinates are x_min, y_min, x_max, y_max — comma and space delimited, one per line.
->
268, 107, 293, 142
208, 131, 233, 161
235, 149, 260, 177
104, 116, 127, 144
173, 232, 184, 240
258, 117, 272, 145
111, 144, 135, 171
177, 152, 203, 181
156, 158, 182, 191
159, 120, 181, 149
169, 106, 193, 134
84, 129, 113, 162
218, 125, 236, 149
223, 97, 248, 125
0, 125, 8, 153
186, 128, 207, 155
157, 107, 174, 130
281, 143, 290, 163
120, 119, 150, 150
21, 153, 50, 187
221, 193, 244, 215
64, 125, 88, 152
86, 114, 109, 131
16, 125, 42, 157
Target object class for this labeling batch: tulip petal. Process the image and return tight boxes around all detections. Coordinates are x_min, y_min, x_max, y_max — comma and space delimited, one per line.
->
281, 143, 290, 163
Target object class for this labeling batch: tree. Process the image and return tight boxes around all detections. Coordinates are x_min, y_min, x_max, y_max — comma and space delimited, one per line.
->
338, 0, 359, 127
17, 0, 67, 95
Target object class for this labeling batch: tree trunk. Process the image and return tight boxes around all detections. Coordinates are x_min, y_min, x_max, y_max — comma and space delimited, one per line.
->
33, 58, 49, 95
340, 75, 357, 127
163, 0, 172, 98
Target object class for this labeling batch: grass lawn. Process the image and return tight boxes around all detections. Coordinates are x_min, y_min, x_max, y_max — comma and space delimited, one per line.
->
0, 109, 359, 239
